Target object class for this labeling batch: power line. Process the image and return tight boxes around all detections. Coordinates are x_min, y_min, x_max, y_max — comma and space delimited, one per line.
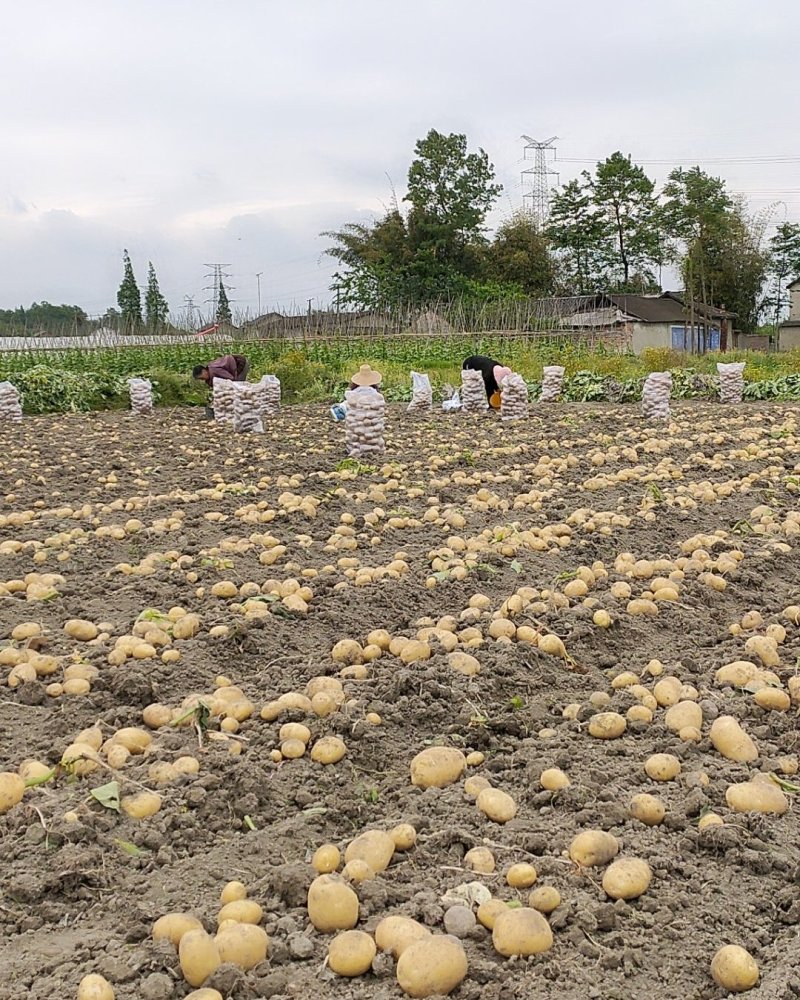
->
520, 135, 559, 226
556, 154, 800, 165
203, 263, 233, 318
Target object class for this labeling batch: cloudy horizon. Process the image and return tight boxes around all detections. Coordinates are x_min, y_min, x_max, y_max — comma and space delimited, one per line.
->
1, 0, 798, 321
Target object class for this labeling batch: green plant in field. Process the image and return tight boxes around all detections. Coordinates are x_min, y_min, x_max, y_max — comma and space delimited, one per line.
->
335, 458, 377, 475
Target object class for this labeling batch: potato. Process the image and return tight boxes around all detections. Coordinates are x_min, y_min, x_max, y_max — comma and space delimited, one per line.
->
64, 618, 98, 641
172, 613, 202, 639
391, 823, 417, 851
744, 634, 780, 668
311, 692, 337, 717
214, 923, 269, 969
396, 935, 468, 998
174, 755, 200, 775
754, 688, 791, 711
529, 886, 561, 913
644, 753, 681, 781
77, 974, 115, 1000
602, 858, 652, 900
410, 747, 466, 789
698, 812, 724, 830
0, 772, 25, 814
709, 716, 758, 763
463, 775, 492, 801
653, 676, 682, 707
313, 844, 341, 874
307, 874, 359, 932
345, 829, 395, 873
179, 929, 221, 987
492, 907, 553, 957
726, 775, 788, 815
715, 660, 759, 688
153, 912, 204, 948
61, 742, 100, 776
464, 846, 495, 874
121, 791, 162, 819
506, 863, 538, 888
281, 738, 306, 759
476, 787, 517, 823
331, 639, 363, 665
629, 793, 665, 826
142, 703, 173, 729
184, 991, 223, 1000
113, 727, 152, 754
664, 700, 702, 733
217, 899, 263, 925
18, 760, 51, 782
588, 712, 626, 739
374, 915, 431, 958
220, 881, 247, 905
280, 722, 311, 744
343, 859, 374, 884
311, 736, 347, 764
328, 930, 377, 976
538, 634, 566, 657
447, 651, 481, 676
711, 944, 759, 992
540, 768, 570, 791
569, 830, 619, 867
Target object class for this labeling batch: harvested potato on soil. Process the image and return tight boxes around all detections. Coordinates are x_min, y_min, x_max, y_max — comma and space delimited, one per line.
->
375, 915, 431, 958
569, 830, 619, 867
345, 829, 395, 872
328, 930, 377, 976
710, 716, 758, 762
214, 923, 269, 969
152, 913, 204, 948
602, 858, 653, 899
179, 929, 221, 987
476, 786, 517, 823
492, 907, 553, 956
396, 935, 468, 998
644, 753, 681, 781
76, 974, 115, 1000
307, 875, 359, 932
711, 944, 759, 992
725, 775, 788, 814
410, 746, 466, 788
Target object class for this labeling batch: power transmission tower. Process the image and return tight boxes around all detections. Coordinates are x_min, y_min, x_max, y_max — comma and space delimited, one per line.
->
203, 263, 234, 320
183, 295, 196, 328
520, 135, 559, 227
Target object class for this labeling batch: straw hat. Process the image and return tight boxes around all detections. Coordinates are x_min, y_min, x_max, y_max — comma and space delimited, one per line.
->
351, 364, 382, 387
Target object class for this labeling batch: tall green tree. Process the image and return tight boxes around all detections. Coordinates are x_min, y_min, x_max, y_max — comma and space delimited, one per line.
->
324, 208, 413, 309
216, 279, 232, 324
144, 261, 169, 330
589, 152, 664, 290
662, 168, 768, 332
117, 249, 142, 329
547, 178, 612, 294
764, 222, 800, 330
486, 212, 556, 296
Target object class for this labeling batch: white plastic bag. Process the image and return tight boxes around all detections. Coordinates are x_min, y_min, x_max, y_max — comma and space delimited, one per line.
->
407, 371, 433, 412
442, 390, 461, 412
128, 377, 153, 414
642, 371, 672, 420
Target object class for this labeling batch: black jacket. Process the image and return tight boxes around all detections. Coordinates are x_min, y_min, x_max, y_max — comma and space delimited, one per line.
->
463, 355, 502, 400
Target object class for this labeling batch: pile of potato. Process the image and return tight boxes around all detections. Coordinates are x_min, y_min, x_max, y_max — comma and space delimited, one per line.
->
499, 372, 529, 422
460, 368, 488, 412
257, 373, 281, 415
717, 361, 745, 404
345, 387, 386, 458
127, 377, 154, 414
539, 364, 565, 402
211, 378, 235, 423
641, 371, 672, 420
0, 380, 22, 422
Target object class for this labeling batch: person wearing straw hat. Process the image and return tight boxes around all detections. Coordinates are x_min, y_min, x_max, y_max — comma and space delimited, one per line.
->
349, 364, 383, 391
331, 364, 383, 421
462, 355, 512, 409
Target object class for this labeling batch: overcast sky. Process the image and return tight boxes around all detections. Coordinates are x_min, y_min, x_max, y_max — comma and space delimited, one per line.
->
1, 0, 798, 320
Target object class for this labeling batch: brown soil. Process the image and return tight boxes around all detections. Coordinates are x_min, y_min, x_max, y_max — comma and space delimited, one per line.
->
1, 402, 799, 1000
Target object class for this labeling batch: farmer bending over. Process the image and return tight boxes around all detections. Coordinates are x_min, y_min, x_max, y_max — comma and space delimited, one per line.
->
462, 355, 512, 408
192, 354, 250, 384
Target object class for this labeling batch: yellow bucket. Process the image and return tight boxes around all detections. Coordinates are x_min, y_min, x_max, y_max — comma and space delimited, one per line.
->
489, 391, 501, 410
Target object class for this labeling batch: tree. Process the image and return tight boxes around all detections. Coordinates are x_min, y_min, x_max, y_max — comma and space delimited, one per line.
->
662, 168, 768, 333
324, 208, 413, 310
486, 212, 556, 296
216, 279, 232, 324
117, 250, 142, 329
764, 222, 800, 330
547, 179, 613, 294
589, 152, 664, 290
323, 129, 503, 308
144, 261, 169, 330
404, 130, 501, 298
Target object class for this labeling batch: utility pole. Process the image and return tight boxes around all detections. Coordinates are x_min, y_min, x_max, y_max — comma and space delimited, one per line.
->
520, 135, 559, 227
203, 263, 233, 320
256, 272, 263, 316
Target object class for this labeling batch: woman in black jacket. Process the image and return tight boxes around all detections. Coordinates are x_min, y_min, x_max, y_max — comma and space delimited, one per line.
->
462, 355, 512, 407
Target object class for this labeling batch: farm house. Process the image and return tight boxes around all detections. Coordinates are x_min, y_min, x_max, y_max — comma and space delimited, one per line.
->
778, 278, 800, 350
561, 292, 736, 354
